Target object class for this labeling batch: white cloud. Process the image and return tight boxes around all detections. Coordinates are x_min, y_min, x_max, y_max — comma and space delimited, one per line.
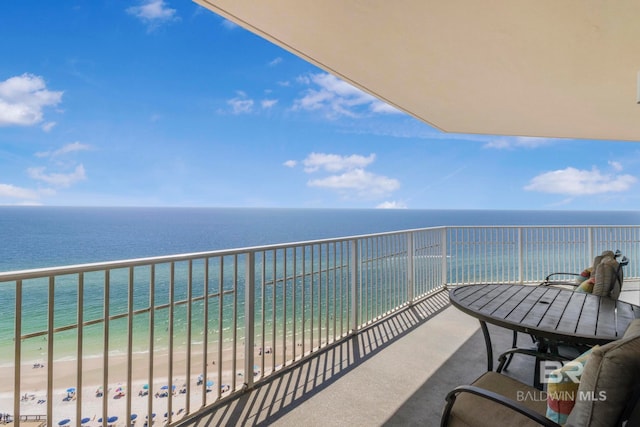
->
225, 93, 277, 114
261, 99, 278, 109
0, 74, 63, 127
524, 167, 637, 195
36, 142, 91, 158
303, 153, 376, 173
609, 160, 623, 171
27, 164, 87, 188
269, 57, 282, 67
126, 0, 177, 28
308, 168, 400, 198
227, 92, 254, 114
42, 122, 56, 132
294, 152, 400, 200
377, 200, 407, 209
370, 101, 400, 114
483, 138, 511, 149
221, 19, 238, 30
293, 73, 401, 118
484, 136, 555, 149
0, 183, 40, 200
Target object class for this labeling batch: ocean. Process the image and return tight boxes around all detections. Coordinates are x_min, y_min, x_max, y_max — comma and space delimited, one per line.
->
1, 207, 638, 365
1, 206, 638, 272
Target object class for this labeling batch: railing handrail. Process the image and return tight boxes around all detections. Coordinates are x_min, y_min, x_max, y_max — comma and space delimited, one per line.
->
0, 227, 447, 281
1, 223, 637, 281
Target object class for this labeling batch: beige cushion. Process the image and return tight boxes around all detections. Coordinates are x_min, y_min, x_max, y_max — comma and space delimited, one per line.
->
591, 254, 604, 271
564, 320, 640, 426
592, 255, 620, 299
623, 319, 640, 339
446, 372, 548, 427
599, 250, 615, 259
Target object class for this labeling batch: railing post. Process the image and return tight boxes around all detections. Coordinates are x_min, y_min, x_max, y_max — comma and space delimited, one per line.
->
407, 232, 414, 303
350, 239, 359, 333
244, 251, 255, 389
14, 280, 22, 427
441, 228, 448, 286
518, 227, 523, 284
588, 227, 595, 261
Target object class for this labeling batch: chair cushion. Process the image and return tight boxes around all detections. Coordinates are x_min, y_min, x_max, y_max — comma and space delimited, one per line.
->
599, 250, 615, 259
564, 319, 640, 427
623, 318, 640, 339
592, 255, 619, 299
447, 372, 548, 427
545, 347, 595, 424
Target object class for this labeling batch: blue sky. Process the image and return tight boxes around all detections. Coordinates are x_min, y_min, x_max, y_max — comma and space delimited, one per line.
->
1, 1, 639, 210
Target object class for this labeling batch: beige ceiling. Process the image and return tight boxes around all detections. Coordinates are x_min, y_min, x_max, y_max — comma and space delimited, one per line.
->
195, 0, 640, 142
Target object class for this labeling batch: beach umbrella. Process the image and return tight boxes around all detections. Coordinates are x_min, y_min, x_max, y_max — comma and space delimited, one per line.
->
160, 385, 168, 390
131, 414, 138, 421
206, 380, 214, 387
142, 384, 149, 390
107, 416, 118, 424
145, 413, 156, 419
58, 419, 71, 426
81, 417, 91, 425
66, 387, 76, 394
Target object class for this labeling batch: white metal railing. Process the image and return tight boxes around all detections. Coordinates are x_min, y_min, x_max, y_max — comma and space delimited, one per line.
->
0, 225, 638, 426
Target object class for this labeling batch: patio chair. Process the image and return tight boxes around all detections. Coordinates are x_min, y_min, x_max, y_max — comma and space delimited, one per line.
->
502, 251, 629, 378
541, 250, 625, 292
441, 319, 640, 427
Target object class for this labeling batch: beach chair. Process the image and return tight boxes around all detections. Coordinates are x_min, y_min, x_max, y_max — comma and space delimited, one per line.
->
440, 319, 640, 427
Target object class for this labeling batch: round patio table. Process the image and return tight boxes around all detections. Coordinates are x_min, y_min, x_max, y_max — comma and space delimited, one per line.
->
448, 283, 640, 371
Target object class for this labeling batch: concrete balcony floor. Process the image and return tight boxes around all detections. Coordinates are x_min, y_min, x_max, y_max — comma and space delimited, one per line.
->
178, 282, 640, 427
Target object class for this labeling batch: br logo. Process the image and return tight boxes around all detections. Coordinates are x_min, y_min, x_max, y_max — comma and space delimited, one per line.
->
540, 360, 583, 384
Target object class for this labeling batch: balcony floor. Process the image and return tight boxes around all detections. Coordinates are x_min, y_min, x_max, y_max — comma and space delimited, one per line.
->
177, 281, 640, 427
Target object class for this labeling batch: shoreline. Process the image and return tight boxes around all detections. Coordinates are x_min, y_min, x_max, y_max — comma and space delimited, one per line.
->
1, 337, 303, 425
2, 348, 246, 425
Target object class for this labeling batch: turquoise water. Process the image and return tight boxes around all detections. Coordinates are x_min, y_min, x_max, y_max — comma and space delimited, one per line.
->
1, 207, 638, 364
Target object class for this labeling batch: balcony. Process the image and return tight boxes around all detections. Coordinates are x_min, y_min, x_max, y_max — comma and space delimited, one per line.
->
179, 281, 640, 426
1, 225, 638, 426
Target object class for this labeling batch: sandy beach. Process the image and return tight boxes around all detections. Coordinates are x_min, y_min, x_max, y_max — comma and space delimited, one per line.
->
0, 342, 284, 427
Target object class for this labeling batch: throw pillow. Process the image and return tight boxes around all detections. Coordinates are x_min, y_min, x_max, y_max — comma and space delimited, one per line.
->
546, 347, 596, 424
592, 255, 619, 298
574, 268, 592, 285
565, 320, 640, 426
575, 277, 594, 293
